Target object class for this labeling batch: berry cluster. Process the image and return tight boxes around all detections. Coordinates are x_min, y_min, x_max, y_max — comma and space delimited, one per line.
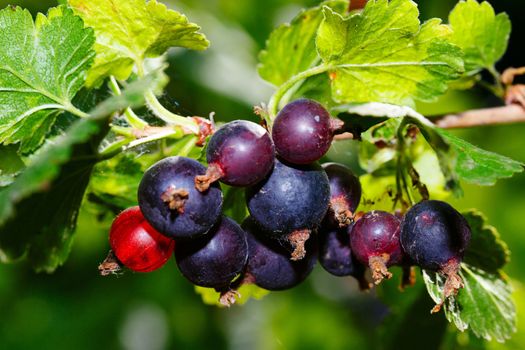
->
101, 98, 471, 308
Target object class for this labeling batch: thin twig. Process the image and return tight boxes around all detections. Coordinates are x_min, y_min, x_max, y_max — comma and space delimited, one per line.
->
433, 104, 525, 129
333, 132, 354, 140
332, 104, 525, 140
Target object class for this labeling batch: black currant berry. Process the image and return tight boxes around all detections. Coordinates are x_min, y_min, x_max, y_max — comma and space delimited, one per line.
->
350, 211, 403, 284
195, 120, 275, 191
322, 163, 362, 228
272, 99, 343, 165
246, 158, 330, 260
241, 217, 316, 291
138, 156, 222, 239
401, 200, 471, 310
175, 216, 248, 305
318, 223, 369, 290
100, 206, 175, 275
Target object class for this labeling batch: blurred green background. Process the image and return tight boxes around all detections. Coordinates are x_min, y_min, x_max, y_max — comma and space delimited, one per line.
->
1, 0, 524, 349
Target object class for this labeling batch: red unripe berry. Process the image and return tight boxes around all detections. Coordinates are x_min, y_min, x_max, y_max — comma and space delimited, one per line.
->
349, 0, 368, 11
109, 206, 175, 272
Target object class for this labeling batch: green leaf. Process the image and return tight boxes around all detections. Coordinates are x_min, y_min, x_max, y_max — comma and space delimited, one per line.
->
91, 71, 166, 118
358, 173, 398, 212
435, 129, 524, 186
366, 118, 403, 144
194, 283, 269, 307
167, 135, 203, 161
0, 75, 158, 272
316, 0, 464, 107
0, 145, 25, 187
332, 102, 429, 141
222, 186, 249, 224
423, 265, 515, 342
449, 0, 511, 74
258, 0, 346, 87
69, 0, 209, 87
292, 73, 334, 108
0, 112, 108, 270
462, 210, 510, 273
333, 102, 461, 194
89, 153, 144, 210
358, 119, 400, 173
336, 102, 523, 191
0, 6, 95, 153
378, 280, 449, 350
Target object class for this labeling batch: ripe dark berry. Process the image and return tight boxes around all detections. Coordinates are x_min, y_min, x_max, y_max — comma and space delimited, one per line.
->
175, 216, 248, 304
401, 200, 471, 309
106, 206, 175, 273
246, 158, 330, 260
350, 211, 403, 284
195, 120, 275, 191
322, 163, 362, 227
138, 156, 222, 239
318, 223, 369, 290
272, 99, 343, 165
241, 217, 316, 291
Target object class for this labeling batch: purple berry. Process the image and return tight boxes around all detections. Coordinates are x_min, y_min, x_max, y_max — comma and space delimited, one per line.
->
175, 216, 248, 291
318, 223, 369, 290
195, 120, 275, 191
322, 163, 362, 228
401, 200, 471, 309
350, 211, 403, 285
241, 217, 316, 291
272, 99, 343, 164
138, 157, 222, 239
246, 158, 330, 260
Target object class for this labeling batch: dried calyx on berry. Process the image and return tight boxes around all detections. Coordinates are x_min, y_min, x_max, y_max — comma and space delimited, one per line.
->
138, 156, 223, 239
246, 158, 330, 261
401, 200, 471, 312
195, 120, 275, 191
322, 163, 362, 228
350, 211, 403, 285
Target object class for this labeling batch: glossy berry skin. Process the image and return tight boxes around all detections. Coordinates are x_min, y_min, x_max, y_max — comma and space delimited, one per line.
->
175, 216, 248, 289
246, 158, 330, 236
272, 99, 340, 164
318, 223, 365, 278
205, 120, 275, 187
322, 163, 362, 227
138, 156, 222, 239
242, 218, 316, 291
351, 211, 403, 266
401, 200, 471, 271
109, 206, 175, 272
